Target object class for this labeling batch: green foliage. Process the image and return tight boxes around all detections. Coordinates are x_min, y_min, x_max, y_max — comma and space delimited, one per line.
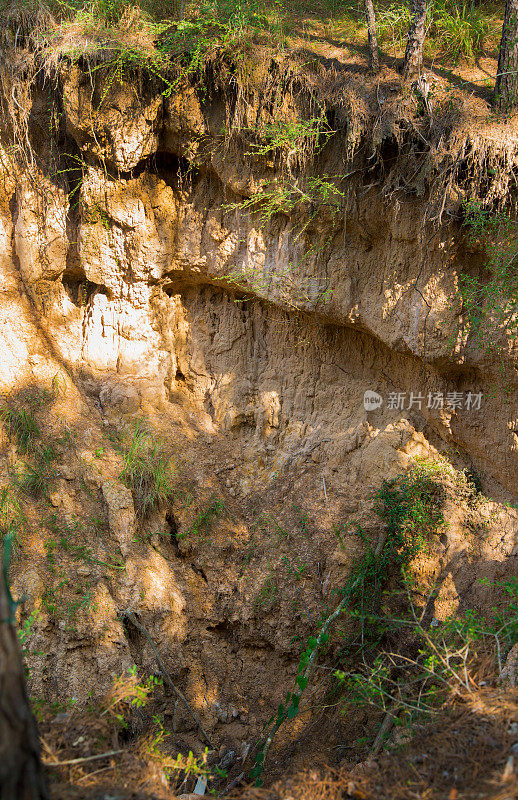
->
89, 0, 133, 26
221, 254, 334, 312
432, 0, 492, 64
1, 525, 19, 624
254, 567, 280, 611
249, 622, 330, 785
245, 117, 332, 168
336, 576, 518, 730
18, 610, 41, 677
180, 496, 224, 541
0, 487, 25, 552
460, 199, 518, 346
21, 0, 287, 91
120, 422, 175, 518
146, 723, 219, 786
331, 461, 517, 746
376, 1, 414, 52
164, 0, 279, 79
102, 664, 162, 727
336, 459, 447, 619
43, 513, 125, 574
281, 555, 307, 580
226, 173, 344, 229
3, 0, 500, 107
377, 1, 494, 63
481, 576, 518, 652
40, 571, 94, 629
374, 459, 447, 561
251, 458, 451, 782
0, 382, 66, 498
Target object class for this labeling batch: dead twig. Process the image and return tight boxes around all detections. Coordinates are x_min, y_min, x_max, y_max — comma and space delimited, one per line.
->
370, 703, 400, 756
76, 765, 115, 783
44, 750, 123, 767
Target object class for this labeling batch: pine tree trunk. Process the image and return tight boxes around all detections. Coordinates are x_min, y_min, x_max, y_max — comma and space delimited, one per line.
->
364, 0, 380, 74
0, 562, 48, 799
402, 0, 427, 80
494, 0, 518, 110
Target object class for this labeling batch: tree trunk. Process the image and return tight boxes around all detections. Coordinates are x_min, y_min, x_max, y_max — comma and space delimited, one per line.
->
364, 0, 380, 74
0, 548, 48, 800
494, 0, 518, 110
402, 0, 427, 80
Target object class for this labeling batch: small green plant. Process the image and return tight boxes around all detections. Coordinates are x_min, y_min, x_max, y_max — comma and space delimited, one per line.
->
146, 716, 225, 788
180, 496, 224, 541
281, 555, 307, 580
102, 664, 162, 727
254, 568, 280, 611
148, 727, 227, 793
120, 422, 175, 518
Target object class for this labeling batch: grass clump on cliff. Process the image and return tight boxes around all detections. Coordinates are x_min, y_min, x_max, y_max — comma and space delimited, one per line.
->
0, 383, 64, 499
1, 407, 40, 455
120, 421, 175, 518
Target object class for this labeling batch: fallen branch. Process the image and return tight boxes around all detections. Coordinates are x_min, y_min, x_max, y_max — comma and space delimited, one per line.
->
222, 771, 245, 794
370, 703, 399, 756
44, 750, 123, 767
76, 765, 115, 783
122, 610, 214, 748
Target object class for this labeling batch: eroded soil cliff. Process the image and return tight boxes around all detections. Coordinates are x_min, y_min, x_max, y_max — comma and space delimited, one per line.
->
0, 39, 518, 798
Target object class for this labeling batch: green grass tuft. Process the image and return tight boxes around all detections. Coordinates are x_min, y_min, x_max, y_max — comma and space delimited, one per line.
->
18, 444, 59, 497
120, 422, 175, 518
1, 407, 40, 454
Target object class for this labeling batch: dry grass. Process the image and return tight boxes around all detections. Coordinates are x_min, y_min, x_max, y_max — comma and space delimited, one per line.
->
36, 5, 164, 73
38, 683, 518, 799
233, 688, 518, 800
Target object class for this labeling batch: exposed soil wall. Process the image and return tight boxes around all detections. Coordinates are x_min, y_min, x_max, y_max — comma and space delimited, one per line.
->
0, 54, 517, 793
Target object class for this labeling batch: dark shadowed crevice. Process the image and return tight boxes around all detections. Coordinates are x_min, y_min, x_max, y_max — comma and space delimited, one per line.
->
191, 563, 208, 584
165, 511, 183, 558
61, 272, 112, 306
